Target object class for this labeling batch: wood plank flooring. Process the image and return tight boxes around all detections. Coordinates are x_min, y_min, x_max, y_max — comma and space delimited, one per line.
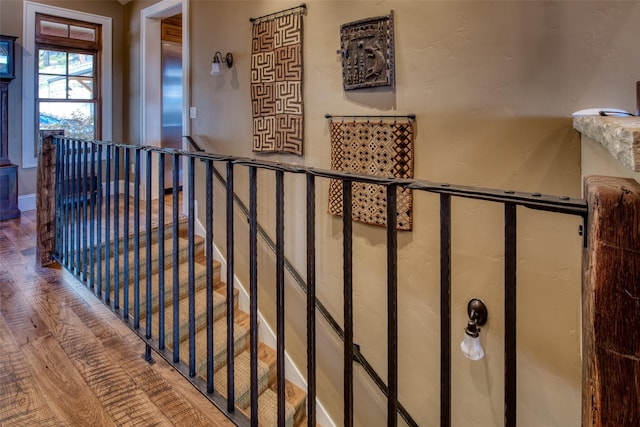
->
0, 210, 234, 426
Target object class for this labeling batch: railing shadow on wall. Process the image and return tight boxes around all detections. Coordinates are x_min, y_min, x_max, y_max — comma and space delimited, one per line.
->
37, 132, 640, 427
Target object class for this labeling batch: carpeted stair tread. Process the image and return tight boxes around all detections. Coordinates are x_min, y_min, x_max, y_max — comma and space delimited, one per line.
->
110, 262, 206, 316
214, 342, 307, 426
177, 311, 251, 376
100, 235, 205, 284
296, 417, 312, 427
274, 380, 308, 427
108, 260, 221, 315
150, 286, 238, 347
213, 350, 271, 409
98, 212, 317, 425
252, 388, 296, 427
137, 260, 223, 318
91, 216, 189, 258
256, 346, 307, 427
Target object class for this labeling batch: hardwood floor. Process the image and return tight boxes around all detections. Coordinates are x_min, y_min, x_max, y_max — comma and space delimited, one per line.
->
0, 210, 234, 426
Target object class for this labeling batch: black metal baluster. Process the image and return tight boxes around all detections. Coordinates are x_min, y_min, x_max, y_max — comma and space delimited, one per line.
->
67, 139, 73, 270
306, 173, 316, 427
70, 140, 76, 273
105, 145, 112, 305
61, 138, 67, 261
144, 149, 153, 363
123, 148, 131, 319
96, 144, 103, 297
188, 156, 196, 376
505, 203, 517, 427
440, 194, 451, 427
89, 142, 96, 290
66, 139, 73, 269
249, 166, 259, 427
386, 185, 398, 427
275, 170, 286, 427
74, 139, 81, 276
58, 139, 66, 263
133, 148, 141, 329
172, 153, 180, 363
158, 153, 166, 350
82, 140, 89, 283
205, 159, 214, 393
114, 146, 120, 310
54, 138, 61, 259
343, 179, 354, 427
226, 161, 236, 411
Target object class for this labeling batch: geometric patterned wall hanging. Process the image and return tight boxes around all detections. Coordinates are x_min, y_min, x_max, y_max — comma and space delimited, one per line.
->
328, 118, 414, 230
251, 9, 304, 155
339, 11, 395, 91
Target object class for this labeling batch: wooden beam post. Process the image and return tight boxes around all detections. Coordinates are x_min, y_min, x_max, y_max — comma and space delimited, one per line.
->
583, 175, 640, 426
36, 130, 64, 267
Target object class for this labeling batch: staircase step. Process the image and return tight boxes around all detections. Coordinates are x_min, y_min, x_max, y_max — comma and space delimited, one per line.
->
95, 207, 317, 425
252, 388, 296, 427
214, 350, 272, 409
248, 343, 307, 427
208, 336, 308, 427
90, 215, 188, 259
278, 380, 308, 427
177, 311, 251, 375
99, 235, 206, 285
156, 286, 239, 347
137, 261, 222, 318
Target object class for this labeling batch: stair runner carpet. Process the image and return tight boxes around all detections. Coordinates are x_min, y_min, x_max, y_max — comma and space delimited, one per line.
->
94, 218, 309, 427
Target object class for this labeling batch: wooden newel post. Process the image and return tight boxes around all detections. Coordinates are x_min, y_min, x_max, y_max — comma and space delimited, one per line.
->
583, 175, 640, 426
36, 130, 64, 267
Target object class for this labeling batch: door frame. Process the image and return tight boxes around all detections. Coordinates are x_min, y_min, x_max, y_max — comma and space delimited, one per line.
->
141, 0, 189, 209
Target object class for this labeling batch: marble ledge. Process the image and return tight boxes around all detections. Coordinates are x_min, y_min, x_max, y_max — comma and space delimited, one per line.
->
573, 115, 640, 172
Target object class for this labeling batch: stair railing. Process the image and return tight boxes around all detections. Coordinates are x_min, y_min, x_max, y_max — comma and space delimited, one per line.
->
185, 136, 419, 426
44, 134, 588, 427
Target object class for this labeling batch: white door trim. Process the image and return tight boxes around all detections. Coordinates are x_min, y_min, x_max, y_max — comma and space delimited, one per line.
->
140, 0, 189, 206
22, 1, 113, 169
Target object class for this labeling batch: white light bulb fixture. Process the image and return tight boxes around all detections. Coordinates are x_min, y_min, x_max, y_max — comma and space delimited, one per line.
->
210, 51, 234, 76
460, 298, 488, 361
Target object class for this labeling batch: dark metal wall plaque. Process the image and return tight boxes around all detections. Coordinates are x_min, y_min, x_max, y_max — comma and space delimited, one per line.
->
339, 11, 395, 91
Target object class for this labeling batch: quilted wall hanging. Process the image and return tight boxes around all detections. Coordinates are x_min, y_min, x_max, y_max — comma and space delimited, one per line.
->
251, 5, 305, 155
328, 116, 415, 230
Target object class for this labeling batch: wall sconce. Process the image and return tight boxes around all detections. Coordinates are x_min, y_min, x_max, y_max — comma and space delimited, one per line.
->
460, 298, 488, 361
210, 51, 233, 75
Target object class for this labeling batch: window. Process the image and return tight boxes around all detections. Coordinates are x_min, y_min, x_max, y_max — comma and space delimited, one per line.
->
36, 14, 101, 141
22, 2, 112, 168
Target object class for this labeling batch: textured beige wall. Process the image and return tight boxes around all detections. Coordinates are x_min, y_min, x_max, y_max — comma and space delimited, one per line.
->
184, 2, 640, 426
0, 0, 124, 195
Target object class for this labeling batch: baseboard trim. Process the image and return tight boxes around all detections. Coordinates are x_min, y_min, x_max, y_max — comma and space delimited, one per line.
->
18, 193, 36, 212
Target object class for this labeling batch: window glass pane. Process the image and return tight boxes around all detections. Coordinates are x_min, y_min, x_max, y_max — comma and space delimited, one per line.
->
39, 50, 67, 75
39, 102, 95, 140
70, 25, 95, 42
39, 75, 67, 99
40, 20, 68, 38
69, 53, 93, 77
0, 43, 9, 75
68, 77, 93, 99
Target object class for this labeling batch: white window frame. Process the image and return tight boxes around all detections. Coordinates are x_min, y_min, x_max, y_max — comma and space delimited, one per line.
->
22, 1, 112, 169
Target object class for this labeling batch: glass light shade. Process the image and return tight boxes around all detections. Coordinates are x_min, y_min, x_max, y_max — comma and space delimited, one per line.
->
460, 332, 484, 361
210, 61, 222, 75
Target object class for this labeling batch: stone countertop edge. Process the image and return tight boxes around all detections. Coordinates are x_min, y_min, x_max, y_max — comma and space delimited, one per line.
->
573, 115, 640, 172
